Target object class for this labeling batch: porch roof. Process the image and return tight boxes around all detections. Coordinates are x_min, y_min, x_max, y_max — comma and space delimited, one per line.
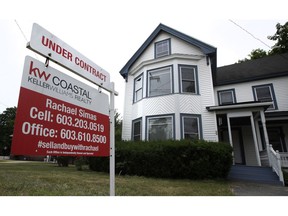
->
206, 101, 273, 112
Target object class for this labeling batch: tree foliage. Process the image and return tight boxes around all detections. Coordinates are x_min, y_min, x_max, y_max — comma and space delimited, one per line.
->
0, 107, 17, 155
268, 21, 288, 55
238, 21, 288, 62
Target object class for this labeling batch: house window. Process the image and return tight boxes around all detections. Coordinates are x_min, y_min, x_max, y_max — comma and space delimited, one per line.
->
253, 84, 277, 110
132, 118, 142, 141
218, 89, 236, 105
148, 66, 173, 97
147, 115, 174, 141
181, 114, 201, 140
179, 65, 198, 94
155, 39, 170, 58
134, 74, 143, 102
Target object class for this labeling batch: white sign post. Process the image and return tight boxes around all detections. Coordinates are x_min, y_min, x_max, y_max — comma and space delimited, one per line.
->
19, 23, 117, 196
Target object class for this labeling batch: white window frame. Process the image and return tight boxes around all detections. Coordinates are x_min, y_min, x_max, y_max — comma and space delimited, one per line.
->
155, 39, 170, 58
146, 115, 174, 141
132, 118, 142, 141
134, 74, 143, 103
181, 114, 201, 140
147, 66, 173, 97
218, 89, 236, 105
253, 84, 277, 110
179, 65, 198, 94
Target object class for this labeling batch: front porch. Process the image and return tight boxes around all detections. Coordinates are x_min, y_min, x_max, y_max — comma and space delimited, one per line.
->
207, 101, 288, 184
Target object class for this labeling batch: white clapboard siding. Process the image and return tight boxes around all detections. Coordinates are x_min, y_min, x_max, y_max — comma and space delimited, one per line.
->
214, 76, 288, 112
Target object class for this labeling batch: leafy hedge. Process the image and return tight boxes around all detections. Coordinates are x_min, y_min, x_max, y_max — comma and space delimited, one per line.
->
88, 140, 233, 179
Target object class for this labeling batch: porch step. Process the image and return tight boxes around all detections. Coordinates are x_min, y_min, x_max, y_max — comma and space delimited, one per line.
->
228, 165, 282, 185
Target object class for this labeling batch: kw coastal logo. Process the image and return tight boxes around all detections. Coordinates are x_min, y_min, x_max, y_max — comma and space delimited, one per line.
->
27, 60, 92, 104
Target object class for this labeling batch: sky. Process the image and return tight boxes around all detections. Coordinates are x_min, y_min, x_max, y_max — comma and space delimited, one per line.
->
0, 0, 287, 119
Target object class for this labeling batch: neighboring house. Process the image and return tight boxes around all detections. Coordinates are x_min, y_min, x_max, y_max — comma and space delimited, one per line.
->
209, 53, 288, 167
119, 24, 288, 182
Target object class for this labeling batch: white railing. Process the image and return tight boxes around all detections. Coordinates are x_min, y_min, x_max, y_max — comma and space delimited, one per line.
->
279, 153, 288, 168
268, 145, 284, 185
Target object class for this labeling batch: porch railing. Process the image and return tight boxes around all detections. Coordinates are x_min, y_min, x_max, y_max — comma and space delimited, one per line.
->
268, 145, 284, 185
279, 152, 288, 168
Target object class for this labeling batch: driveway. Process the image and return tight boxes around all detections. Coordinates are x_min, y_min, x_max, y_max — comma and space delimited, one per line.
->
230, 181, 288, 196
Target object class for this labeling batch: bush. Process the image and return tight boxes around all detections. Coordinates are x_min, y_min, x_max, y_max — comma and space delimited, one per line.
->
88, 140, 233, 179
283, 169, 288, 186
56, 156, 74, 167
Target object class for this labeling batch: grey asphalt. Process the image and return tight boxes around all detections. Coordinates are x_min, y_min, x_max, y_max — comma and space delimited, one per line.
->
230, 181, 288, 196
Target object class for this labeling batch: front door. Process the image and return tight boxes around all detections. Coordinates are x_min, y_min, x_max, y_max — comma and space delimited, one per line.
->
221, 128, 246, 165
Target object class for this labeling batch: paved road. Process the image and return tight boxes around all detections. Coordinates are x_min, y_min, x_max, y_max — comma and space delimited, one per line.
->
230, 181, 288, 196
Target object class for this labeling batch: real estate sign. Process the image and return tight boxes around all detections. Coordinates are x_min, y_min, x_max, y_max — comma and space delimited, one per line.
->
27, 23, 111, 90
11, 56, 110, 157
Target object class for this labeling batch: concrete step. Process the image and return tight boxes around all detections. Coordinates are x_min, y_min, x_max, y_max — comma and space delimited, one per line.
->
228, 165, 282, 186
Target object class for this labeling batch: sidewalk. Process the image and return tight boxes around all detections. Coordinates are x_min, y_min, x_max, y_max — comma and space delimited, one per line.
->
230, 181, 288, 196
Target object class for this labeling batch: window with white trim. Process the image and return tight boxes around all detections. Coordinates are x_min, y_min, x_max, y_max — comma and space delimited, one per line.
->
179, 65, 198, 94
148, 66, 172, 97
253, 84, 277, 110
147, 115, 174, 141
218, 89, 236, 105
132, 118, 142, 141
181, 115, 201, 140
134, 74, 143, 102
155, 39, 170, 58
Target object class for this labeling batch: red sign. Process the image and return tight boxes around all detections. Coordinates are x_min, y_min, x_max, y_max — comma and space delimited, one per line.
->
11, 56, 110, 157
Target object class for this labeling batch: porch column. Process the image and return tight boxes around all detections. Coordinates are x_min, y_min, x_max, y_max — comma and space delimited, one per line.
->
226, 115, 234, 165
260, 110, 271, 166
254, 119, 263, 151
250, 114, 261, 166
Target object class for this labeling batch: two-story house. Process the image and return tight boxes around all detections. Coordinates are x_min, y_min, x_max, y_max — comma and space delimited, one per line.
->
119, 23, 288, 182
120, 23, 218, 142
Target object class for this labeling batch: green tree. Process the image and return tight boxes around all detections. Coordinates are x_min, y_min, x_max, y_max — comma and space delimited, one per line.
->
0, 107, 17, 155
268, 21, 288, 55
238, 21, 288, 63
248, 48, 268, 60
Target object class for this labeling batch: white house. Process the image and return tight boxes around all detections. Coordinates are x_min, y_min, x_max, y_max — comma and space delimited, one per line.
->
119, 24, 288, 182
120, 24, 218, 142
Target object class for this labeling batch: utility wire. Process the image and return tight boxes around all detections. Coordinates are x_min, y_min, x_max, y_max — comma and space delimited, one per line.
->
14, 20, 29, 43
229, 19, 272, 49
229, 19, 288, 63
14, 20, 38, 60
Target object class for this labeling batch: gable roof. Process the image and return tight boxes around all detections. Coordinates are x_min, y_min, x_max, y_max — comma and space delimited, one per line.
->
216, 53, 288, 86
119, 23, 217, 79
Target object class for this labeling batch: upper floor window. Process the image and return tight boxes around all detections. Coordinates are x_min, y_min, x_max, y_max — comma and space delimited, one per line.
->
134, 74, 143, 102
155, 39, 171, 58
253, 84, 277, 110
148, 66, 173, 97
132, 118, 142, 141
218, 89, 236, 105
179, 65, 198, 94
147, 115, 174, 141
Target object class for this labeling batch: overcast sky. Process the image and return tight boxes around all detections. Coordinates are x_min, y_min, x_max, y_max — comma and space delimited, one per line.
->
0, 0, 286, 116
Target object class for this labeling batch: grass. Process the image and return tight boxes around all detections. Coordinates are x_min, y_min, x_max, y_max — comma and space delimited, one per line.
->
0, 161, 233, 196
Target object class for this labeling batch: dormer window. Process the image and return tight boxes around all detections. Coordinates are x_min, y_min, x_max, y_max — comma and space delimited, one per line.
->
155, 39, 170, 58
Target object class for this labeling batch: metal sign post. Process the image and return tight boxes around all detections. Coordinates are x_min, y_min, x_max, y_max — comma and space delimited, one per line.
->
109, 82, 115, 196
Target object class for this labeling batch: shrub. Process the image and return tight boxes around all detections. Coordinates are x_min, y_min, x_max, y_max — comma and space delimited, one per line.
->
88, 140, 233, 179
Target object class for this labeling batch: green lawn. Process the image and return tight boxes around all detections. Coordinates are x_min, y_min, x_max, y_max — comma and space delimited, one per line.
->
0, 160, 233, 196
